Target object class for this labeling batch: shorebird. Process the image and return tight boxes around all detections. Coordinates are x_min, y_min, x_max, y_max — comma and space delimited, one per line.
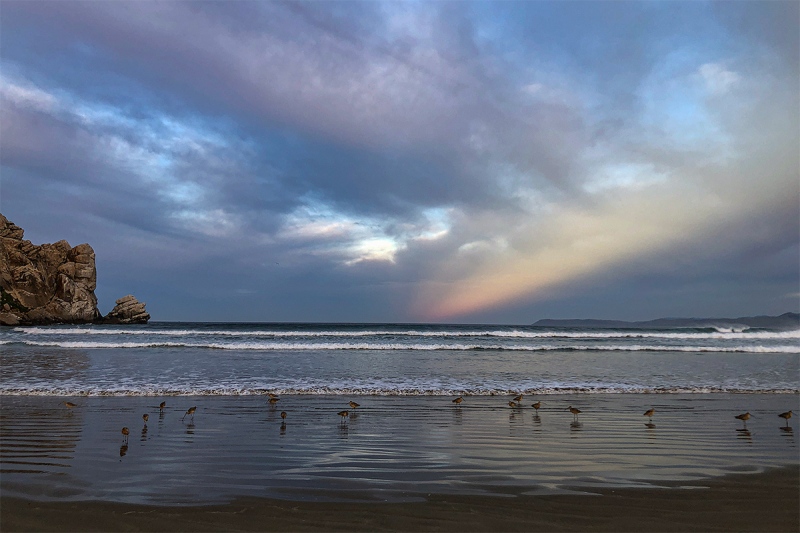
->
568, 406, 582, 422
268, 393, 279, 399
513, 394, 523, 403
62, 401, 77, 409
531, 401, 541, 413
349, 401, 360, 409
121, 427, 129, 444
337, 410, 349, 424
643, 408, 655, 420
268, 397, 280, 405
452, 396, 463, 405
508, 401, 518, 408
735, 412, 751, 427
280, 411, 287, 421
142, 413, 149, 425
181, 406, 197, 421
778, 410, 793, 427
159, 401, 166, 412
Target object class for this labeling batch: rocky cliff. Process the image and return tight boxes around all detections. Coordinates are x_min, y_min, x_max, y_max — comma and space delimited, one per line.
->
0, 213, 149, 326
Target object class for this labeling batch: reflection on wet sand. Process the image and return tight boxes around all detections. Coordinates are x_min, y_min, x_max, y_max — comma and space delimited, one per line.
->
1, 395, 797, 506
0, 399, 82, 475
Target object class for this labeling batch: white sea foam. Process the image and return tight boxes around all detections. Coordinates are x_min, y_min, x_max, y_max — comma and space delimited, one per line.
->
8, 339, 799, 353
1, 385, 797, 396
11, 326, 800, 340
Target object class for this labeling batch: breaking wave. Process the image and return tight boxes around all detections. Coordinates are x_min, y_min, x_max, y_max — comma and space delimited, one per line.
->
4, 339, 798, 353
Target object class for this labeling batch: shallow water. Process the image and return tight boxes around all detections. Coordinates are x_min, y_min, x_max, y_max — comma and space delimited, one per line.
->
1, 394, 797, 504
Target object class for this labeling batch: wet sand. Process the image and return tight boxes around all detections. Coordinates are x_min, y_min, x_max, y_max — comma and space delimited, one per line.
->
2, 465, 798, 532
1, 394, 798, 530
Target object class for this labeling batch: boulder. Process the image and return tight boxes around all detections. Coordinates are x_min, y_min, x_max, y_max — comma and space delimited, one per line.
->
101, 294, 150, 324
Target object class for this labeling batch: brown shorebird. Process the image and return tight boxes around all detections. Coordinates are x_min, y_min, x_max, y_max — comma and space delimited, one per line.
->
508, 401, 518, 408
349, 401, 360, 409
62, 401, 77, 409
142, 413, 149, 425
268, 393, 279, 399
121, 427, 129, 444
643, 408, 655, 420
280, 411, 287, 421
735, 412, 751, 427
181, 406, 197, 421
452, 396, 463, 405
268, 398, 280, 404
531, 401, 541, 413
778, 411, 793, 427
337, 410, 349, 424
568, 406, 582, 422
159, 401, 166, 412
513, 394, 523, 403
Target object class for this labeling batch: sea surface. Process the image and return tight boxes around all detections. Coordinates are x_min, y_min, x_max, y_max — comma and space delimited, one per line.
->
1, 322, 798, 505
1, 321, 798, 395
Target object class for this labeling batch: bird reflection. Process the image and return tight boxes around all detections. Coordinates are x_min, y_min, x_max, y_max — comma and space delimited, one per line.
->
119, 444, 128, 457
532, 414, 541, 424
280, 422, 286, 436
780, 426, 793, 434
452, 406, 463, 424
735, 428, 752, 442
141, 425, 148, 441
570, 421, 583, 430
645, 422, 656, 429
185, 422, 195, 436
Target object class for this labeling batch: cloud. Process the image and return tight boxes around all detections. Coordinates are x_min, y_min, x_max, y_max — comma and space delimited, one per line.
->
1, 1, 797, 322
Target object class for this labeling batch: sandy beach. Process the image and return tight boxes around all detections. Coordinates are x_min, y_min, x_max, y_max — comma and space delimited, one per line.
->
2, 465, 798, 532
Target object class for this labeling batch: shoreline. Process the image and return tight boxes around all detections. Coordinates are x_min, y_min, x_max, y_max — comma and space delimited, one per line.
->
2, 465, 798, 532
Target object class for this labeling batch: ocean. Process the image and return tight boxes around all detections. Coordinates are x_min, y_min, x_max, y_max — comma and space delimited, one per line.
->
1, 322, 798, 504
0, 322, 798, 395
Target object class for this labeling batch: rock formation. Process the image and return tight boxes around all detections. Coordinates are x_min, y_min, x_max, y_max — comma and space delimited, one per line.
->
0, 213, 149, 326
101, 295, 150, 324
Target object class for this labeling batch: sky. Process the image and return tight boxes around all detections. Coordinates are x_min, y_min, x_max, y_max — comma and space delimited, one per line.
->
1, 0, 798, 324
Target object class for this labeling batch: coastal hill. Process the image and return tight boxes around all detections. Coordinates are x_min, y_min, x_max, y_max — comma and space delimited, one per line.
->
533, 312, 799, 330
0, 213, 149, 326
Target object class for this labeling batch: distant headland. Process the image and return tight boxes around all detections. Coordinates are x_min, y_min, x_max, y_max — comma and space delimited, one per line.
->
533, 312, 799, 331
0, 213, 149, 326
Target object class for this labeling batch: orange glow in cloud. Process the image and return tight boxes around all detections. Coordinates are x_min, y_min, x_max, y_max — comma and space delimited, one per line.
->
413, 163, 798, 321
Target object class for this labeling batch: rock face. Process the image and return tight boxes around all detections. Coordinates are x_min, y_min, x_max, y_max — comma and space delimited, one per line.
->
0, 213, 149, 326
101, 295, 151, 324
